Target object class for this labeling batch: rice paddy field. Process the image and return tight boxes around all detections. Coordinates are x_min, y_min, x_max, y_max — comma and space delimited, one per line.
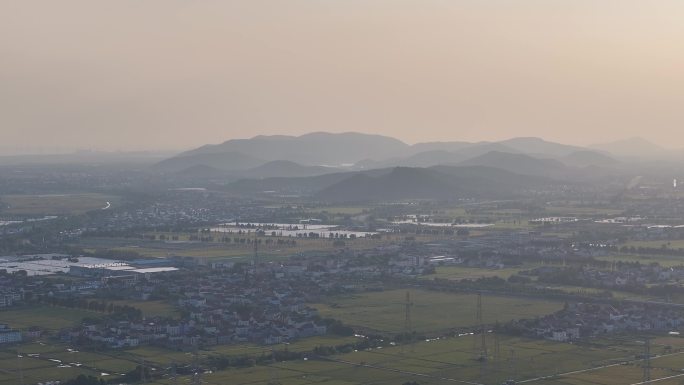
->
3, 333, 683, 385
0, 294, 679, 385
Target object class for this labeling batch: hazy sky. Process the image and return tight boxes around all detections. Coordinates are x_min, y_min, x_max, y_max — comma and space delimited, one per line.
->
2, 1, 684, 154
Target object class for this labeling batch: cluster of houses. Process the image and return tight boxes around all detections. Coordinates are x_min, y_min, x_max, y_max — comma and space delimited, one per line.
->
0, 324, 22, 344
511, 302, 684, 342
0, 272, 26, 308
59, 265, 335, 348
526, 264, 684, 289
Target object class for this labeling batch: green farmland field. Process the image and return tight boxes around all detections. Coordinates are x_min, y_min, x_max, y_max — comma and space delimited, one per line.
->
2, 332, 682, 385
312, 289, 564, 333
146, 334, 681, 385
0, 306, 99, 331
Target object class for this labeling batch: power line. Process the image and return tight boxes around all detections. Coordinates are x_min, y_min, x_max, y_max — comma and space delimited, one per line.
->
643, 337, 651, 384
18, 351, 24, 385
140, 358, 146, 384
253, 230, 259, 267
171, 360, 178, 385
192, 345, 202, 385
476, 292, 487, 361
475, 292, 488, 382
403, 291, 414, 353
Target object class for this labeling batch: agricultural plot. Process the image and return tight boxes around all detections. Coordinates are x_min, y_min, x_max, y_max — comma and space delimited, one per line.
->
145, 334, 681, 385
312, 289, 564, 334
623, 239, 684, 251
0, 306, 99, 331
0, 342, 136, 385
595, 253, 684, 268
4, 331, 681, 385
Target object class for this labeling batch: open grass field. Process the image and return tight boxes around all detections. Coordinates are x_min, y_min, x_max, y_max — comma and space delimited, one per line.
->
0, 306, 99, 331
312, 289, 564, 334
127, 336, 361, 367
0, 193, 117, 215
538, 284, 654, 301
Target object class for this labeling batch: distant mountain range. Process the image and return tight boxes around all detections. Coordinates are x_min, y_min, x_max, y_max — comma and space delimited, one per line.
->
155, 132, 635, 178
175, 132, 407, 166
160, 132, 684, 202
3, 131, 675, 203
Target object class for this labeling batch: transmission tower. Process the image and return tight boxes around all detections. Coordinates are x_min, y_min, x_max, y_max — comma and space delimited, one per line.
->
253, 230, 259, 267
493, 323, 501, 377
476, 292, 487, 360
508, 348, 517, 382
192, 346, 202, 385
642, 337, 651, 384
474, 292, 488, 382
17, 352, 24, 385
171, 361, 178, 385
140, 358, 146, 384
403, 291, 414, 352
269, 346, 279, 384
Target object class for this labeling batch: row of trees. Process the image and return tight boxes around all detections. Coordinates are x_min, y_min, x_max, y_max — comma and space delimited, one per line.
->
40, 296, 143, 321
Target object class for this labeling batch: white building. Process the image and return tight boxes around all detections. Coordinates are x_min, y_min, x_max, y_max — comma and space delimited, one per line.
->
0, 330, 22, 344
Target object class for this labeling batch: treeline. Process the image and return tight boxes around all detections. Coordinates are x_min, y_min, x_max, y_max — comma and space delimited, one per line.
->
191, 236, 299, 246
619, 245, 684, 257
40, 297, 143, 321
534, 268, 684, 298
397, 227, 468, 236
421, 275, 614, 300
61, 375, 106, 385
202, 334, 389, 371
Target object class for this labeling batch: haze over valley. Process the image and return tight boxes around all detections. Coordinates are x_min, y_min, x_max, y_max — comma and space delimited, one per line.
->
4, 2, 684, 385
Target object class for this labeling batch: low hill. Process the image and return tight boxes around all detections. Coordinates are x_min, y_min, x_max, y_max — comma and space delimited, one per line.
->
408, 141, 475, 154
589, 137, 668, 159
354, 143, 520, 169
225, 172, 356, 196
315, 166, 552, 202
559, 151, 618, 168
316, 167, 458, 202
153, 151, 265, 172
173, 164, 230, 178
241, 160, 338, 178
175, 132, 409, 166
498, 137, 585, 157
457, 151, 567, 178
